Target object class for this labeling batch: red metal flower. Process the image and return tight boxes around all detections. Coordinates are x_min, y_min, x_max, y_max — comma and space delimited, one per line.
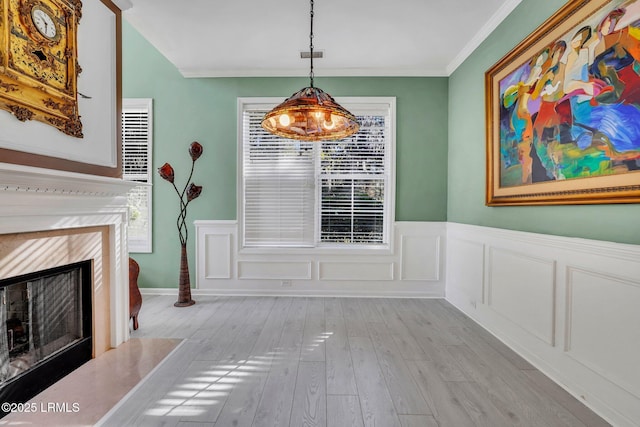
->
187, 183, 202, 201
158, 163, 175, 183
189, 141, 203, 161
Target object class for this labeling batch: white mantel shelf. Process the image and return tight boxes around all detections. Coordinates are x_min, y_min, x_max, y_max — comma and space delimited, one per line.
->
0, 162, 139, 197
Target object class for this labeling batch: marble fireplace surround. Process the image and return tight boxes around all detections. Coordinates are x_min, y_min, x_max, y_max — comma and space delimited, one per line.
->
0, 163, 138, 357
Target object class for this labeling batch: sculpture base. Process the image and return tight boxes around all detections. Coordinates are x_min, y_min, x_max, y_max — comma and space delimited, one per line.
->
175, 243, 195, 308
174, 299, 195, 307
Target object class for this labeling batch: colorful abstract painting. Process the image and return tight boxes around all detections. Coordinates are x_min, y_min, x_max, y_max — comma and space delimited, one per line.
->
486, 0, 640, 205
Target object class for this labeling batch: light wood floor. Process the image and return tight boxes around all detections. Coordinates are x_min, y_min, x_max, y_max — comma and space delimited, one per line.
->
100, 295, 611, 427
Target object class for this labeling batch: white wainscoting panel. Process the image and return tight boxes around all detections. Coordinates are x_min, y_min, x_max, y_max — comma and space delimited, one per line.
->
400, 235, 440, 280
446, 237, 484, 308
319, 261, 394, 281
565, 267, 640, 400
193, 220, 446, 297
446, 222, 640, 427
238, 261, 312, 280
487, 247, 556, 346
197, 221, 235, 281
204, 232, 232, 279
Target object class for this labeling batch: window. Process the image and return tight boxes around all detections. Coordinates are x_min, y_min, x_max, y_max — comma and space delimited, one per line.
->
122, 98, 153, 253
239, 98, 395, 250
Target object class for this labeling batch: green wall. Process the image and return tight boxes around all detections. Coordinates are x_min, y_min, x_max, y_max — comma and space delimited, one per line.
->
123, 21, 449, 288
448, 0, 640, 245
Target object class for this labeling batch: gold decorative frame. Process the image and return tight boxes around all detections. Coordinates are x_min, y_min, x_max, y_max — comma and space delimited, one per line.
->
0, 0, 82, 137
486, 0, 640, 205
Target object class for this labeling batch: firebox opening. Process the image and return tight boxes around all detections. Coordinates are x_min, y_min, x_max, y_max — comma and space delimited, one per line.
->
0, 260, 92, 416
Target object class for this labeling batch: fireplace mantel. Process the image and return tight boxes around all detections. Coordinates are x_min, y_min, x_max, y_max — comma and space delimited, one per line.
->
0, 162, 140, 352
0, 162, 137, 200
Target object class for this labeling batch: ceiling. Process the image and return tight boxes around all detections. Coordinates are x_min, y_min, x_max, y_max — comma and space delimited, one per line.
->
122, 0, 522, 78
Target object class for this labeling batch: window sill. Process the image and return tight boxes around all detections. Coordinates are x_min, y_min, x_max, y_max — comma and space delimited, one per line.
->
238, 244, 393, 257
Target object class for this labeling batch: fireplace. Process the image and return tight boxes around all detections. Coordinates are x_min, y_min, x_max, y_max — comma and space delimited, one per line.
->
0, 261, 92, 414
0, 163, 137, 412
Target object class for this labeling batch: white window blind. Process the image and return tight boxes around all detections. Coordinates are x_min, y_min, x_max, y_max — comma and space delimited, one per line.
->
122, 98, 153, 253
243, 109, 316, 247
319, 116, 387, 244
240, 98, 394, 249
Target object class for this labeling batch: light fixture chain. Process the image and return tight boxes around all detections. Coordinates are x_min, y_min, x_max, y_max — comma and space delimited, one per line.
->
309, 0, 314, 87
260, 0, 359, 141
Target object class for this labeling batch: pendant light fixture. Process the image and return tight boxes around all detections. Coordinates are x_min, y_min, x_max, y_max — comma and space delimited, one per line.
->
261, 0, 360, 141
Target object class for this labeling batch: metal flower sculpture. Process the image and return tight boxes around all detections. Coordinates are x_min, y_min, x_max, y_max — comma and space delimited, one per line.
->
158, 141, 203, 307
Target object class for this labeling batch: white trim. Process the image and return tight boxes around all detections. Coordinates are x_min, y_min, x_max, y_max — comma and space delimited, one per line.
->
0, 161, 137, 196
237, 97, 396, 253
181, 67, 449, 78
139, 287, 444, 299
446, 0, 523, 74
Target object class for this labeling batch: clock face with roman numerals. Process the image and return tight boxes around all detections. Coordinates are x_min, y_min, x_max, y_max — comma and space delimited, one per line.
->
31, 5, 57, 39
0, 0, 83, 137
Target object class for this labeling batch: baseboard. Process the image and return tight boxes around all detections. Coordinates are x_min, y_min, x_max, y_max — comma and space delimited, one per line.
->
139, 287, 444, 299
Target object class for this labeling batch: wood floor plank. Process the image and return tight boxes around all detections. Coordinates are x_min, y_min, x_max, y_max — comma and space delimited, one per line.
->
249, 297, 293, 360
325, 316, 358, 395
215, 298, 277, 361
189, 297, 245, 341
365, 320, 393, 336
465, 323, 536, 370
368, 327, 433, 415
348, 336, 401, 427
324, 297, 344, 318
439, 301, 536, 371
326, 395, 364, 427
278, 296, 308, 357
371, 297, 403, 329
522, 370, 612, 427
444, 343, 541, 426
380, 301, 430, 361
290, 361, 327, 427
215, 299, 296, 427
407, 360, 477, 427
191, 297, 262, 360
398, 414, 439, 427
448, 381, 517, 427
446, 343, 584, 427
132, 416, 181, 426
341, 298, 368, 337
375, 300, 429, 361
411, 301, 465, 346
251, 358, 299, 427
177, 422, 215, 427
212, 359, 270, 427
454, 322, 603, 427
136, 296, 228, 339
358, 298, 384, 323
170, 297, 229, 339
140, 359, 229, 423
402, 319, 469, 382
301, 298, 326, 362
